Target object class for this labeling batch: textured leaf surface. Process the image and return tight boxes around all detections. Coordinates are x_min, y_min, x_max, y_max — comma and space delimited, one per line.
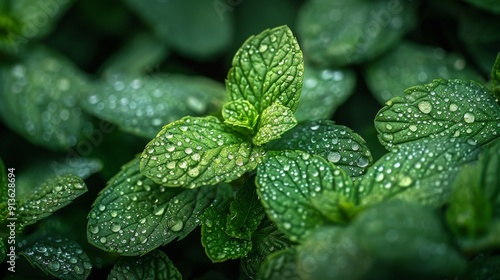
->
21, 237, 92, 280
252, 103, 297, 146
375, 79, 500, 149
297, 0, 417, 67
257, 248, 300, 280
295, 67, 356, 121
141, 116, 264, 188
83, 74, 225, 138
226, 25, 304, 114
226, 176, 265, 240
357, 138, 481, 207
87, 156, 231, 255
365, 42, 482, 103
201, 206, 252, 262
108, 250, 181, 280
0, 47, 94, 150
266, 120, 372, 177
17, 174, 87, 229
222, 99, 259, 132
256, 150, 354, 242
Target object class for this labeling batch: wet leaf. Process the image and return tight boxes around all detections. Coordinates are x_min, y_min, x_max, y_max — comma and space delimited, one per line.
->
365, 42, 482, 103
226, 25, 304, 115
295, 66, 356, 121
357, 138, 481, 208
20, 236, 92, 280
17, 174, 87, 230
108, 250, 181, 280
256, 150, 354, 242
140, 116, 264, 189
491, 52, 500, 101
83, 74, 226, 139
0, 47, 94, 150
252, 103, 297, 146
266, 120, 373, 177
257, 248, 300, 280
222, 99, 259, 133
297, 0, 417, 67
201, 205, 252, 262
87, 156, 231, 255
375, 79, 500, 150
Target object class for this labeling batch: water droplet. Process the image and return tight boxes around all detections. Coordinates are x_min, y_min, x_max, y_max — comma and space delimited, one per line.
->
449, 104, 458, 112
89, 225, 99, 234
168, 218, 184, 232
69, 257, 78, 264
418, 101, 432, 114
283, 222, 292, 229
154, 207, 165, 216
188, 168, 200, 177
185, 148, 193, 154
409, 125, 417, 132
111, 224, 121, 232
259, 44, 268, 52
99, 237, 107, 243
48, 261, 60, 271
375, 173, 384, 182
327, 152, 341, 163
205, 219, 212, 227
74, 265, 84, 275
398, 176, 413, 187
463, 112, 475, 123
98, 205, 106, 211
386, 124, 393, 130
356, 157, 369, 168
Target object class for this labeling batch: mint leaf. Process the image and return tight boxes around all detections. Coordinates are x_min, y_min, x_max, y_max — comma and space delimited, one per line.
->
140, 116, 264, 188
83, 74, 226, 139
266, 120, 373, 177
365, 42, 482, 103
201, 205, 252, 262
256, 150, 354, 242
491, 52, 500, 101
226, 25, 304, 114
226, 176, 265, 240
222, 99, 259, 133
297, 0, 417, 67
108, 250, 181, 280
375, 79, 500, 149
357, 138, 481, 208
0, 47, 94, 150
17, 174, 87, 229
257, 248, 300, 280
295, 67, 356, 121
20, 236, 92, 280
252, 103, 297, 146
87, 156, 231, 255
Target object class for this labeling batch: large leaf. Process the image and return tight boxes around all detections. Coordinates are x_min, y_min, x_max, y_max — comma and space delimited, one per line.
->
83, 74, 226, 138
297, 0, 417, 67
108, 250, 181, 280
357, 138, 481, 208
226, 25, 304, 114
375, 79, 500, 150
256, 150, 354, 242
266, 120, 373, 177
140, 116, 264, 189
87, 156, 231, 255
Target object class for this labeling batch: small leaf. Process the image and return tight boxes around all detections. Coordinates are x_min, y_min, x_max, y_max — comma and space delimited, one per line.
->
375, 79, 500, 149
491, 52, 500, 101
83, 74, 226, 139
256, 150, 354, 242
20, 236, 92, 280
201, 206, 252, 262
226, 176, 265, 240
226, 25, 304, 114
357, 138, 481, 208
257, 248, 300, 280
87, 156, 231, 255
17, 174, 87, 229
252, 103, 297, 146
222, 99, 259, 132
108, 250, 181, 280
266, 120, 373, 177
140, 116, 264, 189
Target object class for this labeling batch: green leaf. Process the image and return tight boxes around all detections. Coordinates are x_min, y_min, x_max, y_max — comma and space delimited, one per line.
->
375, 79, 500, 150
123, 0, 231, 59
256, 150, 354, 242
108, 250, 181, 280
465, 0, 500, 15
297, 0, 417, 67
87, 156, 231, 255
201, 205, 252, 262
226, 25, 304, 114
252, 103, 297, 146
357, 138, 481, 208
257, 248, 301, 280
83, 74, 226, 139
266, 120, 373, 177
222, 99, 259, 133
241, 219, 293, 279
0, 47, 94, 150
20, 236, 92, 280
226, 176, 265, 240
491, 52, 500, 101
0, 237, 5, 263
365, 42, 482, 103
17, 174, 87, 229
295, 66, 356, 121
140, 116, 264, 188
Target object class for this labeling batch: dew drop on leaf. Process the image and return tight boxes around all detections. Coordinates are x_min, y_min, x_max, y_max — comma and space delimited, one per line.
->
418, 100, 432, 114
463, 112, 475, 123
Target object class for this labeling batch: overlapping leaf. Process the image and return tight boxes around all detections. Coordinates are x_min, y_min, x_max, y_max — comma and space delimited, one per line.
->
375, 79, 500, 149
108, 250, 181, 280
257, 248, 300, 280
222, 99, 259, 132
